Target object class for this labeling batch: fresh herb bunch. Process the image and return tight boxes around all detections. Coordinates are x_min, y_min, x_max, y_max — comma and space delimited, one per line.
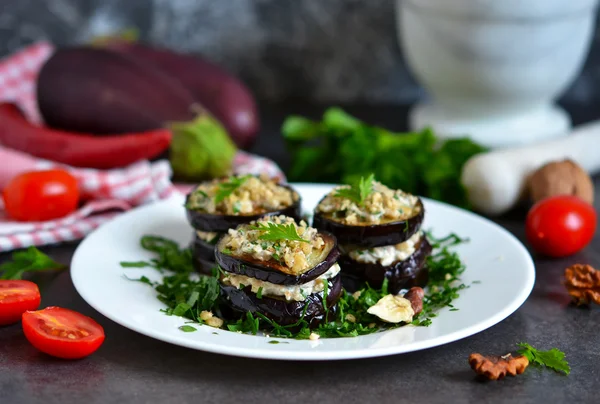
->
517, 343, 571, 375
0, 247, 65, 280
333, 174, 375, 206
249, 222, 309, 243
121, 232, 468, 339
214, 175, 252, 204
282, 108, 487, 208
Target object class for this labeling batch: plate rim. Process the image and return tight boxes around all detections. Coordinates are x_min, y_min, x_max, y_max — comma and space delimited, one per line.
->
71, 183, 535, 361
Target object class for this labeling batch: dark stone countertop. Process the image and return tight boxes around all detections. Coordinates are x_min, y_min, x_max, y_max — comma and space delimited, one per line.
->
1, 102, 599, 404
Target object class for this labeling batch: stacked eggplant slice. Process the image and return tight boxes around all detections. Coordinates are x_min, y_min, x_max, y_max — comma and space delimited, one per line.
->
313, 181, 431, 295
185, 174, 302, 274
215, 215, 342, 326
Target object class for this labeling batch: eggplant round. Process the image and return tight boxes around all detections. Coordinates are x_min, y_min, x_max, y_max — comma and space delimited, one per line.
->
220, 274, 343, 327
190, 233, 218, 275
216, 232, 340, 285
185, 184, 302, 232
339, 237, 432, 295
312, 197, 425, 248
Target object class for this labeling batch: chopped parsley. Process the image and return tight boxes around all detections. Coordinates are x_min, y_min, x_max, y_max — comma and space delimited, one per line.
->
333, 174, 375, 206
179, 325, 197, 332
214, 175, 252, 204
0, 247, 66, 280
249, 222, 309, 243
122, 231, 468, 339
256, 287, 264, 299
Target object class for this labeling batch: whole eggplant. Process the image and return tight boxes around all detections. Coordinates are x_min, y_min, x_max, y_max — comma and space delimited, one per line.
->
37, 47, 198, 134
98, 40, 259, 149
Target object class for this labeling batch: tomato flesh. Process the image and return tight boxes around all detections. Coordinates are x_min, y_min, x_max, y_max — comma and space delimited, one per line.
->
0, 280, 41, 325
2, 169, 79, 222
22, 306, 105, 359
526, 195, 597, 257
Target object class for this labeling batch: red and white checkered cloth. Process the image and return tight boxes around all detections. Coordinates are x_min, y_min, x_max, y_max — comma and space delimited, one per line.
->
0, 42, 285, 252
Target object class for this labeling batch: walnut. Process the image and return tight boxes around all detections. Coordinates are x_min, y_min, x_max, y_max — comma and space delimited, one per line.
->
564, 264, 600, 305
469, 353, 529, 380
528, 160, 594, 204
403, 287, 424, 315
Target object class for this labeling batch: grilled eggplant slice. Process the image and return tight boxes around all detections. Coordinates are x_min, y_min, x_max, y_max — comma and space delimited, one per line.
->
190, 233, 219, 275
339, 237, 432, 294
313, 197, 424, 248
216, 232, 339, 285
185, 181, 301, 232
220, 274, 343, 327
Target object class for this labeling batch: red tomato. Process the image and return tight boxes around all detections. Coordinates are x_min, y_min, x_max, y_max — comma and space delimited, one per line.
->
526, 195, 597, 257
2, 169, 79, 222
0, 280, 41, 325
22, 307, 105, 359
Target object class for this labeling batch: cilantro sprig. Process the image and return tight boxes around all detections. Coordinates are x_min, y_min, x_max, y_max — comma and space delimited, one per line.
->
517, 343, 570, 375
214, 175, 252, 204
249, 222, 309, 243
0, 247, 66, 280
333, 174, 375, 206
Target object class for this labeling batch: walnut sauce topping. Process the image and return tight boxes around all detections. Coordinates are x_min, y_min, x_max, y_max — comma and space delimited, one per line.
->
221, 215, 327, 276
187, 174, 298, 216
346, 231, 422, 267
316, 181, 420, 225
222, 264, 341, 302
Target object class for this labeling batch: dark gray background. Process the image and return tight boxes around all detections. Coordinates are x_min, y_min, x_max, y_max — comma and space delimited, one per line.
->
2, 0, 600, 105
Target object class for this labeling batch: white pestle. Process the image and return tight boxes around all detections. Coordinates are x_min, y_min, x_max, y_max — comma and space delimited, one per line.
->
461, 121, 600, 216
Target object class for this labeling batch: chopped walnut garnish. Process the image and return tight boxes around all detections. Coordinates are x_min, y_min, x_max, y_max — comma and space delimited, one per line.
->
564, 264, 600, 305
469, 353, 529, 380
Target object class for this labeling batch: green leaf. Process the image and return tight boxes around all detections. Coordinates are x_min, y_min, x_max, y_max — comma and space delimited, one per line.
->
249, 222, 309, 243
256, 287, 263, 299
178, 325, 197, 332
334, 174, 375, 206
120, 261, 151, 268
282, 116, 321, 142
214, 175, 252, 204
517, 343, 571, 375
0, 247, 66, 280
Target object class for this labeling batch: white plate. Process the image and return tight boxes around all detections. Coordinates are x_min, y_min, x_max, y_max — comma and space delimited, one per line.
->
71, 184, 535, 361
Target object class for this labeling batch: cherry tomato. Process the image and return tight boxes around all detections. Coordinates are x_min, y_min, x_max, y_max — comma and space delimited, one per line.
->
0, 280, 41, 325
22, 307, 105, 359
2, 169, 79, 222
526, 195, 597, 257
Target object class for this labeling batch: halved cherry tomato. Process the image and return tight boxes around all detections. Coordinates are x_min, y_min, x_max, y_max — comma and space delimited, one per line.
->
526, 195, 597, 257
0, 280, 41, 325
2, 169, 79, 222
22, 307, 105, 359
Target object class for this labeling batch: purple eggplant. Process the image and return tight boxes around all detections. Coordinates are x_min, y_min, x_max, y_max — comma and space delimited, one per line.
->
220, 274, 343, 327
190, 233, 218, 275
339, 237, 432, 294
216, 232, 339, 285
98, 40, 259, 149
312, 198, 425, 248
37, 47, 199, 135
185, 184, 302, 233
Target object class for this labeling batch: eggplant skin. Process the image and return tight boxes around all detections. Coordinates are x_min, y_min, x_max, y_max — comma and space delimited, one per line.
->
220, 274, 343, 327
216, 232, 340, 286
185, 184, 302, 232
37, 47, 197, 135
190, 233, 217, 275
312, 198, 425, 248
339, 237, 432, 295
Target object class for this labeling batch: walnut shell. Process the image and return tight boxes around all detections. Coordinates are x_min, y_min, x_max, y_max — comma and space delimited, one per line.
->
528, 159, 594, 204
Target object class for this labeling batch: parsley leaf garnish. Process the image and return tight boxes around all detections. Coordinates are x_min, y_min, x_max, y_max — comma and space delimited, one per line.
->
179, 325, 197, 332
0, 247, 65, 280
249, 222, 309, 243
517, 343, 571, 375
333, 174, 375, 206
214, 175, 252, 204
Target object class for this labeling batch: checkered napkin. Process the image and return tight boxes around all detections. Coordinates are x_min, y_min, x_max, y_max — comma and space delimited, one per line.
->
0, 42, 285, 252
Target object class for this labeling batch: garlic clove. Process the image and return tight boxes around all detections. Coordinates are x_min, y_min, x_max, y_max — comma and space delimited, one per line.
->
367, 294, 415, 323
